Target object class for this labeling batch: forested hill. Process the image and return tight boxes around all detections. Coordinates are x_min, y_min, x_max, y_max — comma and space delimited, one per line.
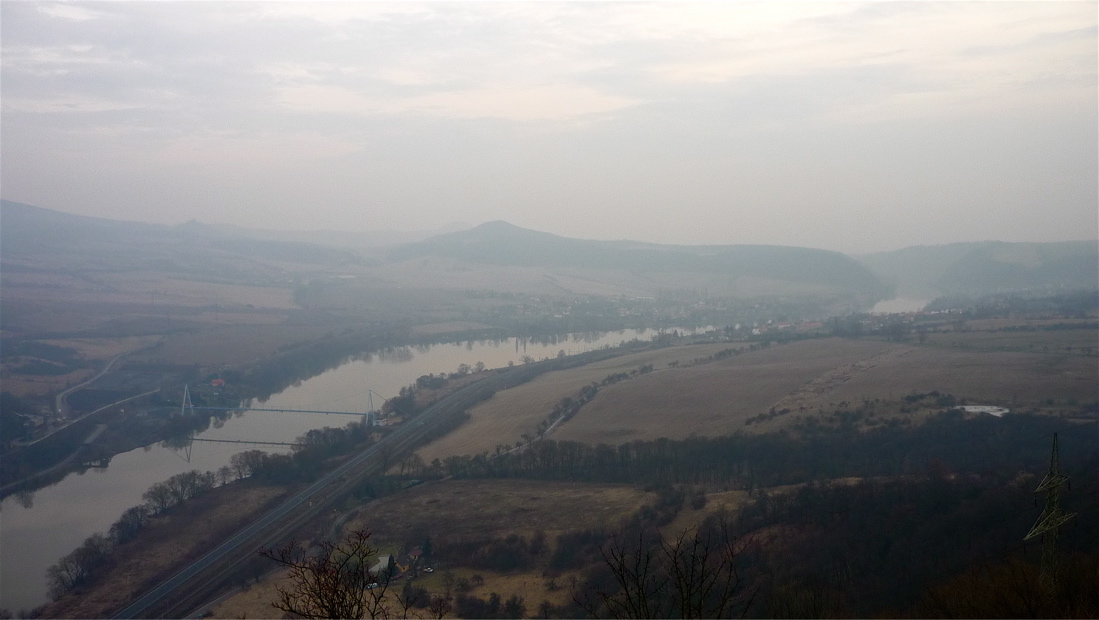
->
857, 240, 1099, 298
389, 221, 889, 296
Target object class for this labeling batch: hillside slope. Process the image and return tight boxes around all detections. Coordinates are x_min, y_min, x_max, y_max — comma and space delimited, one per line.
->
390, 221, 890, 298
857, 240, 1098, 298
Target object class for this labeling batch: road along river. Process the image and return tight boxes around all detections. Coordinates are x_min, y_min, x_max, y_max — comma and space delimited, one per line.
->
0, 327, 708, 613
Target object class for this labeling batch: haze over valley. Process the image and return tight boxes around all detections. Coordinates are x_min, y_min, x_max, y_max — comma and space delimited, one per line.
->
1, 2, 1097, 619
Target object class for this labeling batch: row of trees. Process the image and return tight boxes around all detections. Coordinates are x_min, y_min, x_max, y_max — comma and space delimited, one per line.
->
45, 416, 381, 602
260, 434, 1097, 618
412, 412, 1093, 491
46, 468, 223, 599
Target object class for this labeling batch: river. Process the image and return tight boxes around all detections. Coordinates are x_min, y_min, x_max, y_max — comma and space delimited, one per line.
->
0, 327, 708, 613
870, 297, 929, 314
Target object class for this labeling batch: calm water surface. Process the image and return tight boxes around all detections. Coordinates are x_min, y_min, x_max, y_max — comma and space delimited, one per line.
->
0, 327, 707, 612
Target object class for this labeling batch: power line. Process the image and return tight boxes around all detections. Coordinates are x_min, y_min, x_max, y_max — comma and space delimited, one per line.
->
1023, 432, 1077, 590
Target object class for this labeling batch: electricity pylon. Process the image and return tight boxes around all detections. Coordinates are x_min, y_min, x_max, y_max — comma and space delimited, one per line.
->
1023, 433, 1076, 590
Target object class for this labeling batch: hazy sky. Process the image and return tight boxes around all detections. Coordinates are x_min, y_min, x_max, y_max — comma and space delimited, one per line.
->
2, 2, 1096, 253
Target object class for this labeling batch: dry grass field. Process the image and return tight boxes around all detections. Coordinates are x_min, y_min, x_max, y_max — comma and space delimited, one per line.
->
415, 343, 742, 461
209, 483, 760, 619
792, 346, 1097, 408
923, 328, 1097, 354
557, 337, 1097, 443
211, 479, 653, 618
209, 562, 581, 619
0, 272, 296, 312
0, 334, 159, 397
415, 334, 1097, 455
207, 570, 296, 619
344, 478, 654, 544
131, 324, 338, 367
0, 368, 96, 398
40, 336, 162, 361
552, 339, 899, 445
97, 273, 299, 310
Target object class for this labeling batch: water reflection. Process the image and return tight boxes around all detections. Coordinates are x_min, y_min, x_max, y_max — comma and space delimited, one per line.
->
0, 325, 714, 612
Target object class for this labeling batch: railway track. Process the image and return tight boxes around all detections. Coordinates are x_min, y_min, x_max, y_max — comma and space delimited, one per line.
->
113, 344, 644, 618
113, 370, 515, 619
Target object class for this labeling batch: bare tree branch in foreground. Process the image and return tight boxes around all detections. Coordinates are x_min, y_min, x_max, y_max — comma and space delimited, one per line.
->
260, 529, 391, 619
580, 520, 755, 618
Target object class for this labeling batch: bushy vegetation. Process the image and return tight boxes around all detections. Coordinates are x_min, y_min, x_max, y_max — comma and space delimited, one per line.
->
737, 457, 1099, 617
45, 469, 223, 599
416, 412, 1095, 491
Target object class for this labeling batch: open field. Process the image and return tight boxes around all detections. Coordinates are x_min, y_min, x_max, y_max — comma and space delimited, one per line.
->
39, 336, 162, 361
416, 333, 1098, 455
344, 478, 654, 544
209, 483, 764, 619
923, 327, 1097, 354
415, 343, 740, 461
131, 324, 340, 367
212, 478, 654, 618
0, 272, 297, 312
787, 346, 1097, 410
553, 338, 899, 445
0, 368, 96, 398
956, 317, 1096, 331
559, 337, 1098, 443
210, 560, 582, 619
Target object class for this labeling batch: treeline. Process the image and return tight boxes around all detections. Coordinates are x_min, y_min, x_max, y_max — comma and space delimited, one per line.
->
44, 417, 377, 601
735, 455, 1099, 617
420, 412, 1095, 490
412, 457, 1098, 618
229, 419, 377, 485
925, 288, 1099, 317
227, 327, 406, 402
45, 469, 225, 599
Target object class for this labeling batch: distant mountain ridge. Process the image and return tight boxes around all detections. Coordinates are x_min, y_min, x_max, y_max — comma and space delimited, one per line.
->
0, 200, 364, 270
389, 221, 890, 297
857, 240, 1099, 298
5, 201, 1092, 301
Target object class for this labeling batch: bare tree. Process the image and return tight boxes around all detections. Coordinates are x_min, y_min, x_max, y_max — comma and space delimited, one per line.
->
260, 529, 391, 619
579, 520, 754, 618
427, 594, 452, 619
396, 579, 424, 619
660, 521, 752, 618
584, 531, 667, 619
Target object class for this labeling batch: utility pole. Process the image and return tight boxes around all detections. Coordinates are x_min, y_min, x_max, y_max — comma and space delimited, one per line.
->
1023, 433, 1076, 590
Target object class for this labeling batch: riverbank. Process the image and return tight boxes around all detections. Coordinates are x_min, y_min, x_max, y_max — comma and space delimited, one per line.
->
1, 327, 713, 613
34, 480, 290, 619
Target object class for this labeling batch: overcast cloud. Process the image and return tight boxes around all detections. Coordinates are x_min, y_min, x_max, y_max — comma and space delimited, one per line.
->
2, 1, 1095, 253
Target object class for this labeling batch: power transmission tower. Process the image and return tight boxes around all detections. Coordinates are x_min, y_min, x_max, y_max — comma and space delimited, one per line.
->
1023, 433, 1076, 590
